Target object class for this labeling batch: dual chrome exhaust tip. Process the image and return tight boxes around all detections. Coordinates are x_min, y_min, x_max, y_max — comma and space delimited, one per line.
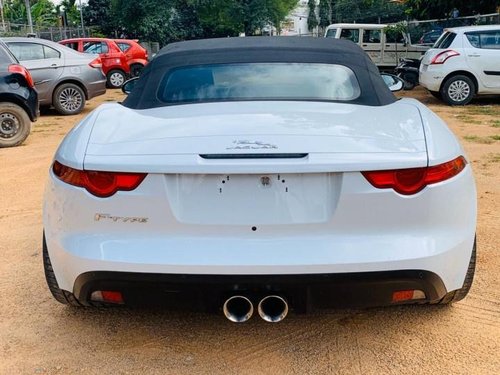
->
223, 295, 288, 323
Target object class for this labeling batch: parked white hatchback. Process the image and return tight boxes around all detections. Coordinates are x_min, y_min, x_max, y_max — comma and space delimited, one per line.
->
420, 25, 500, 105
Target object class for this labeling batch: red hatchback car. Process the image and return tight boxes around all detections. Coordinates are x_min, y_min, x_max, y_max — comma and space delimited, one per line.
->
59, 38, 130, 88
114, 39, 148, 77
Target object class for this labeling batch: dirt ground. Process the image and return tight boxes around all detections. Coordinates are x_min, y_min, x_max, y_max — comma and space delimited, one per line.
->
0, 87, 499, 374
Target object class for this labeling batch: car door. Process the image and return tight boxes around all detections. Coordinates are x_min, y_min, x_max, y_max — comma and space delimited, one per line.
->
382, 31, 407, 66
6, 41, 64, 105
361, 28, 382, 65
339, 28, 360, 45
83, 40, 113, 72
464, 30, 500, 89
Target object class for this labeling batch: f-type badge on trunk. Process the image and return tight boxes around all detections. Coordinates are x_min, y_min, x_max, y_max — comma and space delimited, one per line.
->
227, 140, 278, 150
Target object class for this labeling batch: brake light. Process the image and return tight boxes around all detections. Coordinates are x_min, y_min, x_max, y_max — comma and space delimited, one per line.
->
9, 64, 34, 88
89, 57, 102, 68
362, 156, 467, 195
52, 161, 146, 198
430, 49, 460, 64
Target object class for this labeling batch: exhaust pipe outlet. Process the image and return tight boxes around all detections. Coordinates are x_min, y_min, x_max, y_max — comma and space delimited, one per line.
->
258, 295, 289, 323
223, 295, 254, 323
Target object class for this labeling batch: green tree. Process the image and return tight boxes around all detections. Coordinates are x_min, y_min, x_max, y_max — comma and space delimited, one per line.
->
84, 0, 115, 35
404, 0, 499, 20
318, 0, 331, 28
307, 0, 318, 32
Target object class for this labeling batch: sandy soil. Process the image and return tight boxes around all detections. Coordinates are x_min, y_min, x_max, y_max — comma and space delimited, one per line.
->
0, 88, 499, 374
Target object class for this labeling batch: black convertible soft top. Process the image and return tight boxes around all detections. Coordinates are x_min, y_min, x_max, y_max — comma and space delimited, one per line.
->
123, 37, 396, 109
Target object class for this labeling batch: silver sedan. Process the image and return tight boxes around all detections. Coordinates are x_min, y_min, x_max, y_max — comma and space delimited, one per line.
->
2, 37, 106, 115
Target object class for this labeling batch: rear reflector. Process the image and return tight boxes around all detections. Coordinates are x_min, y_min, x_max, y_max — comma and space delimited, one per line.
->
362, 156, 467, 195
392, 290, 426, 302
52, 161, 146, 198
91, 291, 124, 304
9, 64, 35, 88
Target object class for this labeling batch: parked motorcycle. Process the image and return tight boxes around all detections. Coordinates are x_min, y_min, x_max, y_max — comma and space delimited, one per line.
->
395, 58, 421, 90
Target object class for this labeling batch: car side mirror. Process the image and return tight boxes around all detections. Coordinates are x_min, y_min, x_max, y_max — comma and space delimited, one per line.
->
380, 73, 404, 92
122, 77, 139, 95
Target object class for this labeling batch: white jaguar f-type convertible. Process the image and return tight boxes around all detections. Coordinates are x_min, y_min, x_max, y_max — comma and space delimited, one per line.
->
43, 37, 476, 323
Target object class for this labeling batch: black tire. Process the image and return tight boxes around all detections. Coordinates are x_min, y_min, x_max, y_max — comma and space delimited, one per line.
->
0, 102, 31, 148
429, 91, 442, 99
107, 69, 126, 88
53, 83, 86, 115
43, 233, 83, 307
438, 238, 476, 304
130, 64, 144, 77
440, 75, 475, 105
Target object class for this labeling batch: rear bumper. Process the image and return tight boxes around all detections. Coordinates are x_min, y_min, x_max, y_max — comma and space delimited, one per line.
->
73, 270, 448, 310
86, 79, 107, 100
419, 65, 445, 92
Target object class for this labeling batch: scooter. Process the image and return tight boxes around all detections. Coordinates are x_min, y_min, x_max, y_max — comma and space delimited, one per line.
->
394, 58, 421, 90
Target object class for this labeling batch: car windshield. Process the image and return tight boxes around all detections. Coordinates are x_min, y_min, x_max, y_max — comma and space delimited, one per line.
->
158, 63, 361, 104
433, 32, 456, 48
325, 28, 337, 38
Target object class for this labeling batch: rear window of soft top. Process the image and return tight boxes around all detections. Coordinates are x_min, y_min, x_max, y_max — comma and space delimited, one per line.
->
158, 63, 361, 104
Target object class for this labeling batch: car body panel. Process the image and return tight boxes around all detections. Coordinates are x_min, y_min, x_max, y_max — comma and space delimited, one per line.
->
44, 37, 477, 310
81, 100, 427, 173
59, 38, 130, 76
420, 25, 500, 95
3, 38, 106, 106
324, 23, 429, 68
0, 40, 38, 122
115, 39, 148, 68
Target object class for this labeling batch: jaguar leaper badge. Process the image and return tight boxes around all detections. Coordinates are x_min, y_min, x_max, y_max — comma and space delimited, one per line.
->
227, 140, 278, 150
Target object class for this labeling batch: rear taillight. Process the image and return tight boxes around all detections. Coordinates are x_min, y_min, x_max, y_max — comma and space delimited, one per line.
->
52, 161, 146, 198
430, 49, 460, 64
362, 156, 467, 195
89, 57, 102, 68
9, 64, 34, 88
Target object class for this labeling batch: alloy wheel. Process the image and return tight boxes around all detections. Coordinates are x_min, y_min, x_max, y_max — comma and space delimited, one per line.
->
59, 87, 83, 113
447, 80, 471, 102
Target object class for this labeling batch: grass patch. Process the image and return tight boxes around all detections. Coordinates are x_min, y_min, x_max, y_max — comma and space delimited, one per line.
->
490, 135, 500, 141
463, 135, 495, 144
465, 106, 500, 117
486, 153, 500, 163
454, 114, 482, 124
491, 120, 500, 128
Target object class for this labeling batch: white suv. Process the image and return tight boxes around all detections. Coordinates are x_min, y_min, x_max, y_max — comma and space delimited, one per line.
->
419, 25, 500, 105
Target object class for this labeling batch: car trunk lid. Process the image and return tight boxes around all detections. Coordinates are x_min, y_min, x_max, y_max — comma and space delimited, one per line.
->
84, 100, 427, 173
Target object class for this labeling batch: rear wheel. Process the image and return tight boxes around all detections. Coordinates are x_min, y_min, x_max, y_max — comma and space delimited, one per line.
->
438, 238, 476, 304
440, 75, 475, 105
0, 102, 31, 148
107, 69, 126, 88
53, 83, 86, 115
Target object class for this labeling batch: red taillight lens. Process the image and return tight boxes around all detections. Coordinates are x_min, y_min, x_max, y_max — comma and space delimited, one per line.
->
89, 57, 102, 68
9, 64, 34, 88
52, 161, 146, 198
362, 156, 467, 195
430, 49, 460, 64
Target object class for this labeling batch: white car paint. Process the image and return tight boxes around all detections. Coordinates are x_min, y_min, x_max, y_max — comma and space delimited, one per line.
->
43, 98, 476, 295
